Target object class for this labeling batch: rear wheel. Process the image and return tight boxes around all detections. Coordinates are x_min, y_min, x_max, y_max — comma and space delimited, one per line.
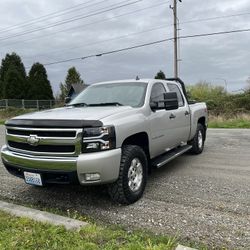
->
108, 145, 148, 205
189, 123, 205, 154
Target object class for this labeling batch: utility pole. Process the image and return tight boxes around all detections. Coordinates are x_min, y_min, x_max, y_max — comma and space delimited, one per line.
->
171, 0, 182, 78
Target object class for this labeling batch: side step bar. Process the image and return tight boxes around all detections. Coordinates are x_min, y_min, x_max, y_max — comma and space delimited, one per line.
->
152, 145, 192, 168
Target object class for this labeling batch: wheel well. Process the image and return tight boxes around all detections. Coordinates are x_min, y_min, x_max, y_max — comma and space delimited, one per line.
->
198, 117, 206, 126
122, 132, 150, 160
198, 116, 207, 140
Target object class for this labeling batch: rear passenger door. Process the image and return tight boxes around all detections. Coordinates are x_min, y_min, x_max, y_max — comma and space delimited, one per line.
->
167, 83, 191, 144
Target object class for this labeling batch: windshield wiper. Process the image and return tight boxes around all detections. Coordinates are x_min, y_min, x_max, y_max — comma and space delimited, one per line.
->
88, 102, 123, 107
67, 102, 88, 107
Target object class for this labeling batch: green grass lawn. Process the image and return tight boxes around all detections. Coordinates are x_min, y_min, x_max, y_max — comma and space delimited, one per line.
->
209, 119, 250, 128
0, 210, 180, 250
0, 209, 219, 250
208, 114, 250, 128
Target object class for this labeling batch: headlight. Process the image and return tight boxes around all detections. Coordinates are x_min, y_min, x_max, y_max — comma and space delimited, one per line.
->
82, 126, 116, 153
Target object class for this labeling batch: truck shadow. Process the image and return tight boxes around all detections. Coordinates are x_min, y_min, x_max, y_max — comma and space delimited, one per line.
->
149, 153, 195, 179
15, 153, 202, 210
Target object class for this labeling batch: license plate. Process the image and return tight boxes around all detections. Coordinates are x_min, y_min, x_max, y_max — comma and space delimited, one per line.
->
24, 172, 43, 186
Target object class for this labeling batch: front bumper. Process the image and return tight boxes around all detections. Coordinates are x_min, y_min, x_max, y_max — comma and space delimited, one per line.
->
1, 145, 121, 185
4, 163, 78, 185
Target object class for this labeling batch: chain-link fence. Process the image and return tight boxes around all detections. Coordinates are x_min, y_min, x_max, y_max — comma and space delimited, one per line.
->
0, 99, 55, 109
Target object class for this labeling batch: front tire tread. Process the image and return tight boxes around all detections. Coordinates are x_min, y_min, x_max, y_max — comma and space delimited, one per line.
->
108, 145, 147, 205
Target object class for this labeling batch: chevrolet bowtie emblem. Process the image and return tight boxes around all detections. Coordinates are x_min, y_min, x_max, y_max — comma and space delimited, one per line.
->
27, 135, 40, 146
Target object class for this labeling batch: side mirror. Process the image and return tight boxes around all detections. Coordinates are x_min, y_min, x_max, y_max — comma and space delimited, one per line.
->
163, 92, 179, 110
150, 100, 167, 111
65, 97, 71, 104
150, 101, 158, 110
150, 92, 179, 111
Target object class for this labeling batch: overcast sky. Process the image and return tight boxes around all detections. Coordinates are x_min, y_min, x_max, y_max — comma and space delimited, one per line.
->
0, 0, 250, 94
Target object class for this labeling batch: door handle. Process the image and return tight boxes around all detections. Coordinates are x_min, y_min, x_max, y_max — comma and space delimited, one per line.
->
185, 111, 190, 116
169, 113, 176, 119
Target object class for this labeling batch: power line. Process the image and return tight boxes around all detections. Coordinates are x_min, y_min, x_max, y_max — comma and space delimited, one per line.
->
0, 0, 142, 40
0, 0, 143, 42
1, 1, 168, 49
0, 0, 104, 33
1, 3, 249, 66
181, 12, 250, 25
0, 0, 94, 32
20, 4, 169, 60
3, 0, 249, 35
45, 24, 169, 56
178, 28, 250, 40
1, 5, 247, 52
23, 25, 168, 61
40, 28, 250, 67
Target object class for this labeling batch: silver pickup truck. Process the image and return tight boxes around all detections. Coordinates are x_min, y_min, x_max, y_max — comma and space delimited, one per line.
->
1, 78, 207, 204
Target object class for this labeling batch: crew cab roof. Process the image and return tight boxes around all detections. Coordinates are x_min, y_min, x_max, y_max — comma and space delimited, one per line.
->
91, 79, 180, 86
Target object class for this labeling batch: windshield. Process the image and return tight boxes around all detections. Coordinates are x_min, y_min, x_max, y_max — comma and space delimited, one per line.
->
69, 82, 148, 108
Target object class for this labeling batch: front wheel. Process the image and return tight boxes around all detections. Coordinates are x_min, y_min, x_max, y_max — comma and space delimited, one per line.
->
189, 123, 205, 154
108, 145, 148, 205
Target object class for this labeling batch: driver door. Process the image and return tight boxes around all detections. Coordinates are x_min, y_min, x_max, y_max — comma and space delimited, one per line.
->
149, 82, 177, 158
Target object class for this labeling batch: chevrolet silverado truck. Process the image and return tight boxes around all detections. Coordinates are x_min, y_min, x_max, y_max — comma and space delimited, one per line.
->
1, 78, 207, 204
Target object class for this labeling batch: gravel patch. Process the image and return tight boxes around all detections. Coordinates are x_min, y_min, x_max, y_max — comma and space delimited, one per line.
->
0, 127, 249, 249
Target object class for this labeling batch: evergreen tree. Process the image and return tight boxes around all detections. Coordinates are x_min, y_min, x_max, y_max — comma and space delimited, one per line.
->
28, 63, 54, 100
0, 79, 3, 99
59, 82, 67, 101
4, 65, 27, 99
155, 70, 166, 80
60, 67, 84, 100
0, 52, 27, 99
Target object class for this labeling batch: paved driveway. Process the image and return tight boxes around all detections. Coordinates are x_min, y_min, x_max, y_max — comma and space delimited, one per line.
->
0, 126, 249, 249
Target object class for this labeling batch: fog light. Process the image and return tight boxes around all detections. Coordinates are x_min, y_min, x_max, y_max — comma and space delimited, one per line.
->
85, 173, 101, 181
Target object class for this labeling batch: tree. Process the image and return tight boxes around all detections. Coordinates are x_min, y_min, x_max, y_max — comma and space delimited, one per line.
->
155, 70, 166, 80
4, 65, 27, 99
28, 63, 54, 100
0, 79, 3, 99
187, 81, 227, 114
60, 67, 84, 100
0, 52, 27, 99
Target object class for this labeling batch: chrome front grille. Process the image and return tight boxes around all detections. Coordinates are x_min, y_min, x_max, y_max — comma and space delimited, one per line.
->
6, 127, 83, 156
7, 129, 76, 138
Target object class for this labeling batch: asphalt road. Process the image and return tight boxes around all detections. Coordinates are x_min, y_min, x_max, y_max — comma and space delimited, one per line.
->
0, 126, 249, 249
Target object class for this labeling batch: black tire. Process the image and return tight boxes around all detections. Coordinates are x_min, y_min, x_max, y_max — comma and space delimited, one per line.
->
108, 145, 148, 205
189, 123, 205, 154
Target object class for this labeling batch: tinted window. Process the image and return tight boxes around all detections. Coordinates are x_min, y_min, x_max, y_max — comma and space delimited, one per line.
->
150, 83, 166, 103
167, 84, 184, 107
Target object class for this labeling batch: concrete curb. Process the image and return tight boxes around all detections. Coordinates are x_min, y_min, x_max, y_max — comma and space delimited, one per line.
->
0, 201, 198, 249
0, 200, 88, 230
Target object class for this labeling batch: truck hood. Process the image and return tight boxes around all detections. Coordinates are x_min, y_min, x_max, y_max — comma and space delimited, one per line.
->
11, 106, 133, 121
